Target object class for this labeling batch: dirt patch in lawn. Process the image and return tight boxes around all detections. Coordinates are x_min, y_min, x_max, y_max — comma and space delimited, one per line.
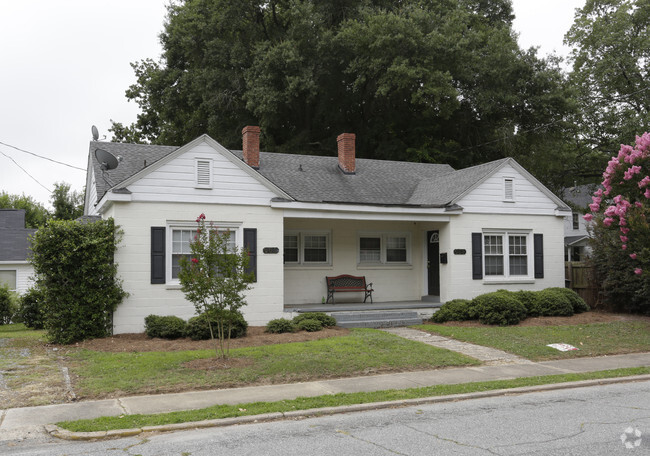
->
70, 326, 350, 353
423, 311, 650, 328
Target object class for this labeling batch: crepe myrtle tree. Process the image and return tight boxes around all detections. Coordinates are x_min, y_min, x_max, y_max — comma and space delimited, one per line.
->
178, 214, 253, 358
585, 133, 650, 312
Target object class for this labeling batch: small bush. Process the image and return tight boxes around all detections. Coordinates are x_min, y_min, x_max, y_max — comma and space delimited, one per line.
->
296, 318, 323, 332
265, 318, 297, 334
472, 291, 527, 326
431, 299, 476, 323
516, 290, 543, 317
19, 286, 45, 329
144, 315, 187, 339
536, 289, 574, 317
0, 284, 19, 325
292, 312, 337, 327
185, 310, 248, 340
546, 287, 590, 313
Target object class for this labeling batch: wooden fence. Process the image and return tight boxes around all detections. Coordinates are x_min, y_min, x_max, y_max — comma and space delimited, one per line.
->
565, 262, 600, 308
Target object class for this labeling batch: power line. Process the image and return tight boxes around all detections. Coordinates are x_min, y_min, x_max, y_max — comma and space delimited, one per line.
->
0, 140, 85, 171
455, 119, 564, 154
0, 149, 51, 193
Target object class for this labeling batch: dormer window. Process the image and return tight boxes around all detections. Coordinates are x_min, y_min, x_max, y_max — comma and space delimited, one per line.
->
195, 158, 212, 189
504, 177, 515, 202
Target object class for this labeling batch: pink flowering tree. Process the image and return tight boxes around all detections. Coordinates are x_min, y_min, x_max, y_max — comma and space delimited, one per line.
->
586, 133, 650, 313
178, 214, 253, 358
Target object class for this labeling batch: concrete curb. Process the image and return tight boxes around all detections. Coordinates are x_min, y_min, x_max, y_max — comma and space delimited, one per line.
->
46, 373, 650, 441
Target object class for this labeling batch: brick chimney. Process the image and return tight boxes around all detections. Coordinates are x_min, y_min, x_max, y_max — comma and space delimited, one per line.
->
337, 133, 356, 174
242, 126, 260, 169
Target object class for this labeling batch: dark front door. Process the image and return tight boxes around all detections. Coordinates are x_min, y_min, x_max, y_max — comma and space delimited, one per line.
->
427, 230, 440, 296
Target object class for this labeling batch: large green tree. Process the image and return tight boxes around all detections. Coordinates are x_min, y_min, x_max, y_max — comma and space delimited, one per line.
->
566, 0, 650, 159
0, 192, 49, 228
111, 0, 579, 190
50, 182, 84, 221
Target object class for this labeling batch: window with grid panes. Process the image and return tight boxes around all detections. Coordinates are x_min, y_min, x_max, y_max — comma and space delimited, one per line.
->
171, 227, 235, 279
484, 235, 504, 275
359, 237, 381, 263
386, 236, 407, 263
303, 234, 327, 263
508, 235, 528, 275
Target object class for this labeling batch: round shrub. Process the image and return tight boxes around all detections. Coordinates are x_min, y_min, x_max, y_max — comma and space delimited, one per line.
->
292, 312, 337, 327
19, 286, 45, 329
536, 289, 574, 317
545, 287, 590, 313
296, 318, 323, 332
186, 310, 248, 340
0, 284, 19, 325
516, 290, 543, 317
431, 299, 476, 323
265, 318, 297, 334
144, 315, 187, 339
472, 291, 527, 326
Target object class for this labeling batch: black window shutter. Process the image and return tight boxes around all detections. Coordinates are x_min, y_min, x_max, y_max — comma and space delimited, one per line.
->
534, 233, 544, 278
244, 228, 257, 282
151, 227, 166, 284
471, 233, 482, 280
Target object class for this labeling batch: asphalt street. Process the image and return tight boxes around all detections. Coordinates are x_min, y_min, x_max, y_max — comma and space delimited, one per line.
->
4, 379, 650, 455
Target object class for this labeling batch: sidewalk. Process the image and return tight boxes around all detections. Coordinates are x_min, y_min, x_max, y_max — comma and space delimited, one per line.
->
1, 351, 649, 440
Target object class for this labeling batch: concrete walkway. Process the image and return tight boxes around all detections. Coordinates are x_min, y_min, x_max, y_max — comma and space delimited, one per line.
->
382, 327, 533, 365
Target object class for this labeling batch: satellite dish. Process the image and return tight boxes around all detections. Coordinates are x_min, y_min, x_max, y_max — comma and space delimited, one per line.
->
91, 125, 99, 141
95, 148, 119, 171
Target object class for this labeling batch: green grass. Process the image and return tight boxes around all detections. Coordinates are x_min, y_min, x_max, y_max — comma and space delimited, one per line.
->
57, 366, 650, 432
414, 321, 650, 360
0, 323, 46, 340
70, 329, 479, 397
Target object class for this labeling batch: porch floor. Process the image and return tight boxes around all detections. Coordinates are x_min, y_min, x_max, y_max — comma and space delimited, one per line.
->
284, 300, 441, 313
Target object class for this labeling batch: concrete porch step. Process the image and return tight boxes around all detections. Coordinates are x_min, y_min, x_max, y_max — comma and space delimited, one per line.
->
332, 311, 423, 329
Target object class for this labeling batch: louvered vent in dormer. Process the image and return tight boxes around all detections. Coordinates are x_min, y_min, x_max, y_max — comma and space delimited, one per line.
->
195, 159, 212, 188
504, 178, 514, 202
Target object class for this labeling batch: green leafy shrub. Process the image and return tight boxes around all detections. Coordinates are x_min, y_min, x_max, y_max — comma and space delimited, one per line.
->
545, 287, 590, 313
430, 299, 476, 323
516, 290, 543, 317
185, 311, 248, 340
536, 289, 574, 316
0, 284, 19, 325
292, 312, 336, 327
29, 218, 127, 344
19, 286, 45, 329
296, 318, 323, 332
472, 291, 527, 326
144, 315, 187, 339
265, 318, 297, 334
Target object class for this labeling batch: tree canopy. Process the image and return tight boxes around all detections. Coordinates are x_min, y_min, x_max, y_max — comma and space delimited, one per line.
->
0, 192, 50, 228
111, 0, 580, 191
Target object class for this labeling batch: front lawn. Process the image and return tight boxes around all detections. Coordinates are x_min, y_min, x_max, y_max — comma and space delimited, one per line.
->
69, 328, 479, 398
414, 321, 650, 361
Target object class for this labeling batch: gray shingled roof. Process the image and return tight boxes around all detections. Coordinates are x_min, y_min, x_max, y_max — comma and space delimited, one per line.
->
89, 141, 178, 199
88, 139, 515, 207
0, 210, 35, 261
565, 235, 589, 246
562, 184, 599, 210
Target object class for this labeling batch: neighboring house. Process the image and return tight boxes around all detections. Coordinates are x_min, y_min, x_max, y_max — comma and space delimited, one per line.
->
562, 185, 596, 262
0, 209, 35, 293
84, 128, 572, 334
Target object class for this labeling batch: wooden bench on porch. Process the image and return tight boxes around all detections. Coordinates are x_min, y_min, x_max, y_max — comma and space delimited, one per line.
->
326, 275, 373, 304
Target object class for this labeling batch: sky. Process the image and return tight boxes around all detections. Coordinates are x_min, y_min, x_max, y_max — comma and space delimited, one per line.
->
0, 0, 585, 209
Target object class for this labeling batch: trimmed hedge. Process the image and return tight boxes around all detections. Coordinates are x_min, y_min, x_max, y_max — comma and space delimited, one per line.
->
265, 318, 297, 334
515, 290, 543, 317
292, 312, 337, 328
545, 287, 589, 313
472, 291, 527, 326
536, 289, 574, 317
144, 315, 187, 339
185, 311, 248, 340
431, 299, 476, 323
296, 318, 323, 332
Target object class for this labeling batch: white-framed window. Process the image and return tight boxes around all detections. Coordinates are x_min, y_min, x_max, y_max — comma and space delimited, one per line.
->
283, 231, 331, 265
358, 232, 411, 265
168, 223, 238, 281
572, 213, 579, 230
503, 177, 515, 202
483, 231, 530, 278
0, 270, 16, 290
195, 158, 213, 189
